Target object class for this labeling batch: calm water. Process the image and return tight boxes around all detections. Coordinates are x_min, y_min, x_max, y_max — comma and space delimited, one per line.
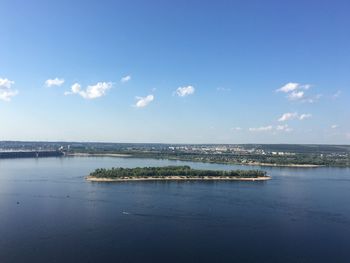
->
0, 157, 350, 263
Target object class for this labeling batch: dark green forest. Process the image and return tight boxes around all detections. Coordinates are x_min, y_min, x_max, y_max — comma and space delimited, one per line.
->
89, 166, 267, 178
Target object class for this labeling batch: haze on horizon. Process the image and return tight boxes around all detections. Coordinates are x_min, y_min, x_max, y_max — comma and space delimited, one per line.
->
0, 0, 349, 144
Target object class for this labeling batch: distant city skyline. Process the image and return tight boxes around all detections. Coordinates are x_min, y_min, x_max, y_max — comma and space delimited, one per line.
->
0, 0, 349, 144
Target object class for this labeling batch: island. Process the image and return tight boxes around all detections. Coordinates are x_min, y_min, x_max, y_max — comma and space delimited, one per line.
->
86, 165, 270, 182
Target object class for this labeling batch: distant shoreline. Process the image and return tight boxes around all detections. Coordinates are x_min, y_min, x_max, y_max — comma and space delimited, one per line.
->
244, 162, 322, 168
86, 175, 271, 182
68, 152, 322, 168
67, 153, 131, 157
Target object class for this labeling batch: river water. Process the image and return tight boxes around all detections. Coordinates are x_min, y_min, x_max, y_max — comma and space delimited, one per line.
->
0, 157, 350, 262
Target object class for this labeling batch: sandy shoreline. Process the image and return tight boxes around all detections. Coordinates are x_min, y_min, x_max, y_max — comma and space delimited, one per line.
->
86, 176, 271, 182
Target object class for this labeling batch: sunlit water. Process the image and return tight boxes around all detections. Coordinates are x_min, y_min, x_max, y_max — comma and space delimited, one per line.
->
1, 157, 350, 263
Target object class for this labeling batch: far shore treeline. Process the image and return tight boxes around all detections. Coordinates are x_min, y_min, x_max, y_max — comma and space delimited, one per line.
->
89, 166, 267, 178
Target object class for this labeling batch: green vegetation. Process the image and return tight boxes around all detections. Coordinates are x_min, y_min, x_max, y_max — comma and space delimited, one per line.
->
83, 151, 349, 167
89, 165, 267, 179
141, 153, 349, 167
68, 144, 350, 167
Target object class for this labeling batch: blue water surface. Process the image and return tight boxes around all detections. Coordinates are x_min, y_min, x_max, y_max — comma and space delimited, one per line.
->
0, 157, 349, 263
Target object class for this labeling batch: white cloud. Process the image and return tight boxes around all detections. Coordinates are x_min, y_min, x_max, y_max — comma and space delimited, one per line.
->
64, 83, 82, 96
304, 94, 322, 103
302, 84, 312, 90
134, 94, 154, 108
65, 82, 112, 99
121, 75, 131, 83
175, 85, 195, 97
277, 82, 316, 102
249, 126, 273, 132
0, 78, 14, 90
331, 124, 338, 129
276, 124, 293, 132
277, 82, 311, 93
0, 78, 18, 101
45, 78, 65, 87
0, 78, 15, 90
249, 125, 293, 133
71, 83, 81, 93
299, 113, 312, 120
277, 82, 300, 93
288, 91, 305, 100
278, 112, 298, 122
81, 82, 112, 99
231, 127, 242, 131
278, 112, 312, 121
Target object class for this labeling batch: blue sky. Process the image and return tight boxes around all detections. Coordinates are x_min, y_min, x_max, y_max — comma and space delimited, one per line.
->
0, 0, 349, 144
